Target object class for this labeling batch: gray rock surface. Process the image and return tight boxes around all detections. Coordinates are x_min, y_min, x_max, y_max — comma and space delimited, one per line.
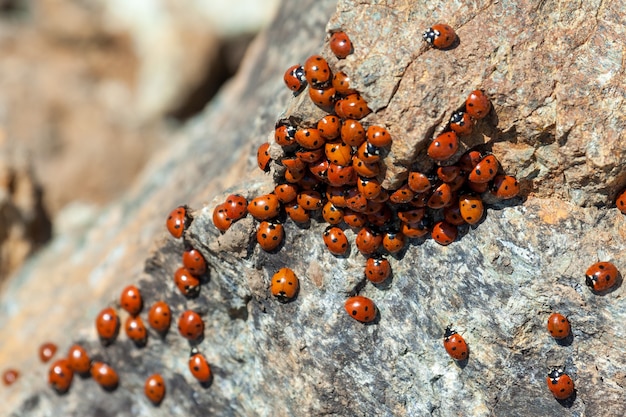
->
1, 1, 626, 417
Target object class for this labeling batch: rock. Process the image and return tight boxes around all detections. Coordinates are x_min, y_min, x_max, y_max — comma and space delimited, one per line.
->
1, 1, 626, 416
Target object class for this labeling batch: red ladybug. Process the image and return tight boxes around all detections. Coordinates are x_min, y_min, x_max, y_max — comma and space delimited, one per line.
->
212, 203, 233, 232
352, 156, 380, 178
427, 132, 459, 161
340, 119, 365, 147
285, 202, 310, 223
344, 296, 377, 323
309, 86, 336, 108
408, 171, 431, 193
443, 326, 469, 361
437, 165, 461, 183
256, 221, 284, 252
389, 185, 414, 204
327, 163, 356, 187
427, 182, 453, 209
323, 227, 349, 256
340, 93, 371, 120
189, 347, 212, 383
125, 316, 148, 346
274, 123, 296, 146
357, 178, 381, 200
322, 201, 344, 225
317, 115, 341, 140
325, 142, 353, 166
39, 342, 57, 363
458, 150, 483, 172
67, 344, 91, 374
224, 194, 248, 221
431, 221, 457, 246
95, 307, 119, 344
343, 209, 367, 228
120, 285, 143, 316
585, 261, 619, 292
382, 232, 406, 254
297, 190, 324, 210
48, 359, 73, 394
257, 142, 271, 171
248, 194, 281, 220
271, 267, 300, 302
332, 71, 356, 96
274, 183, 298, 203
547, 313, 571, 340
449, 111, 473, 136
465, 90, 491, 119
616, 189, 626, 214
148, 301, 171, 333
344, 188, 368, 212
468, 155, 499, 183
295, 128, 325, 150
356, 227, 382, 255
2, 369, 19, 386
295, 147, 324, 164
166, 206, 189, 239
91, 362, 119, 390
443, 203, 466, 226
365, 257, 391, 284
283, 64, 306, 93
401, 220, 430, 238
467, 180, 489, 193
182, 248, 207, 276
546, 368, 575, 400
423, 23, 457, 49
397, 208, 425, 224
458, 194, 484, 225
304, 55, 332, 87
177, 310, 204, 341
491, 175, 520, 199
329, 31, 353, 59
144, 374, 166, 405
356, 141, 382, 163
367, 126, 392, 147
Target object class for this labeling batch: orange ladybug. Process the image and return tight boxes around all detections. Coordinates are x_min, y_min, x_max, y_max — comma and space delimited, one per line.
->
585, 261, 619, 292
423, 23, 457, 49
144, 374, 166, 405
344, 296, 377, 323
39, 342, 57, 363
67, 344, 91, 374
189, 347, 212, 383
547, 313, 570, 340
465, 90, 491, 119
91, 362, 119, 390
546, 368, 575, 400
49, 359, 74, 394
95, 307, 120, 345
271, 268, 299, 302
443, 326, 469, 361
147, 301, 171, 334
427, 132, 458, 161
120, 285, 143, 316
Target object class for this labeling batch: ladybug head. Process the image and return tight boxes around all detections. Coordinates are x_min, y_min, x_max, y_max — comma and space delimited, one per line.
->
547, 368, 564, 381
422, 28, 438, 44
449, 111, 464, 125
443, 325, 457, 339
585, 274, 596, 288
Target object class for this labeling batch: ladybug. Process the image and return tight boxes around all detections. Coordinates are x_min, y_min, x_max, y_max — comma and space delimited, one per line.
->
326, 186, 347, 207
282, 156, 306, 173
48, 359, 73, 394
410, 192, 429, 208
322, 201, 344, 225
274, 183, 299, 203
329, 31, 353, 59
212, 203, 233, 232
166, 206, 190, 239
408, 171, 431, 193
443, 326, 469, 361
177, 310, 204, 341
447, 174, 466, 192
174, 266, 200, 297
332, 71, 356, 96
304, 55, 332, 87
147, 301, 171, 334
491, 175, 520, 199
401, 220, 430, 238
248, 194, 281, 220
465, 90, 491, 119
616, 188, 626, 214
344, 188, 368, 212
307, 159, 328, 182
389, 185, 414, 204
327, 163, 356, 187
382, 232, 406, 254
344, 296, 377, 323
256, 221, 284, 252
449, 111, 473, 136
443, 203, 466, 226
352, 156, 380, 178
367, 126, 392, 147
189, 347, 212, 383
343, 209, 367, 228
125, 316, 148, 346
120, 285, 143, 316
468, 155, 499, 183
397, 208, 425, 224
367, 204, 392, 226
95, 307, 119, 345
356, 227, 383, 255
423, 23, 457, 49
427, 182, 453, 209
365, 257, 391, 284
356, 141, 382, 163
224, 194, 248, 221
547, 313, 571, 340
284, 167, 305, 183
428, 132, 459, 161
91, 362, 119, 390
357, 178, 382, 200
309, 86, 336, 108
431, 221, 457, 246
39, 342, 57, 363
340, 119, 365, 147
182, 248, 207, 276
458, 150, 483, 172
67, 344, 91, 374
295, 128, 325, 150
437, 165, 461, 183
274, 123, 297, 147
325, 142, 353, 166
271, 267, 300, 302
283, 64, 306, 93
144, 374, 166, 405
3, 369, 19, 386
323, 227, 349, 256
585, 261, 619, 292
285, 201, 310, 223
296, 147, 325, 164
257, 142, 271, 171
546, 368, 575, 400
341, 93, 371, 120
458, 194, 484, 225
298, 171, 322, 190
296, 190, 323, 210
317, 115, 341, 140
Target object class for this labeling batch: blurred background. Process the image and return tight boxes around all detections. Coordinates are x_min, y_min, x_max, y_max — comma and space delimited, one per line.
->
0, 0, 280, 284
